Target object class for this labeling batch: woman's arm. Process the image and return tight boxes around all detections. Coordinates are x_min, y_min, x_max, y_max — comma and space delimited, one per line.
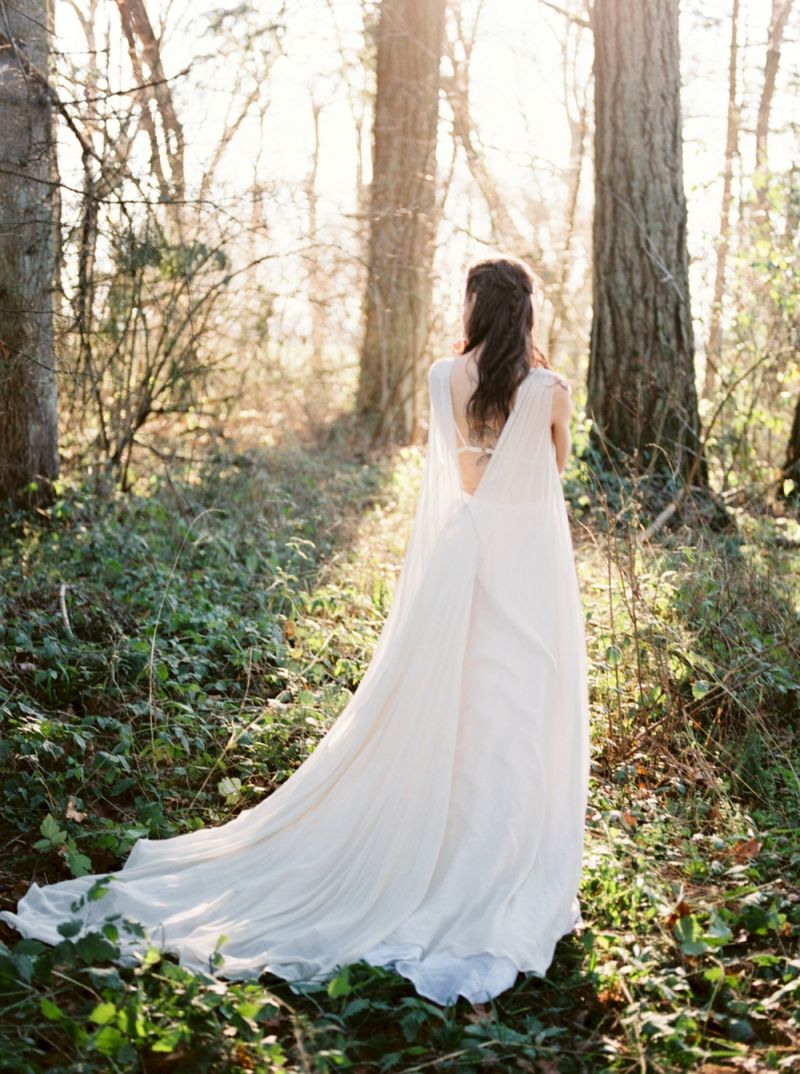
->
551, 375, 572, 475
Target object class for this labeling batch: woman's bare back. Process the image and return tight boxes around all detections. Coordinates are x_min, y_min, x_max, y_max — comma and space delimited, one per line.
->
449, 356, 570, 492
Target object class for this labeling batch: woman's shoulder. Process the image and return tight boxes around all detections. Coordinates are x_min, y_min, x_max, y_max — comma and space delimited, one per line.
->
431, 355, 455, 370
429, 356, 455, 383
533, 365, 571, 392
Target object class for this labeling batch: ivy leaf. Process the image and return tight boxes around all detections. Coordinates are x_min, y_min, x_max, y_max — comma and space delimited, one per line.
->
40, 997, 63, 1021
56, 919, 83, 939
217, 776, 242, 802
76, 933, 119, 964
673, 914, 710, 955
705, 910, 734, 945
327, 966, 352, 997
35, 813, 67, 850
65, 844, 92, 878
89, 1001, 118, 1025
92, 1024, 125, 1055
605, 644, 621, 667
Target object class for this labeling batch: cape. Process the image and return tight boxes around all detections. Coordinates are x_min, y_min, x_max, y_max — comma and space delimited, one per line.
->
1, 356, 591, 1006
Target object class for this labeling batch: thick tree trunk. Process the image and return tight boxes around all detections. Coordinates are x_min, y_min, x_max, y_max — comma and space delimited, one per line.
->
0, 0, 59, 501
358, 0, 446, 445
588, 0, 707, 487
704, 0, 740, 400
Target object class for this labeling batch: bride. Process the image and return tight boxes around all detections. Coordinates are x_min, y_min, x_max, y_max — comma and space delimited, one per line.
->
1, 255, 591, 1007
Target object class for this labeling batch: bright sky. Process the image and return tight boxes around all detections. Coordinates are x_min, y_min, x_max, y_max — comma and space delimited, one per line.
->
54, 0, 799, 357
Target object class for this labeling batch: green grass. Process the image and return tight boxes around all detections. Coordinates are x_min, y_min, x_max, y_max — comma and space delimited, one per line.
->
0, 428, 798, 1073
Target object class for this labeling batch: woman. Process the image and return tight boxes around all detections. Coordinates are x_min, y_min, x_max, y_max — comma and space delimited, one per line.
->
1, 255, 591, 1007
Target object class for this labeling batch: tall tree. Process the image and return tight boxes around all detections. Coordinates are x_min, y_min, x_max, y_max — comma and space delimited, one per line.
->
114, 0, 185, 199
358, 0, 447, 444
0, 0, 59, 501
588, 0, 708, 487
754, 0, 795, 224
704, 0, 740, 400
441, 6, 556, 291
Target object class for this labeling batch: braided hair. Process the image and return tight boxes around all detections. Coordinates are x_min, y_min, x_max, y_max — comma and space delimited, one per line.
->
461, 256, 551, 445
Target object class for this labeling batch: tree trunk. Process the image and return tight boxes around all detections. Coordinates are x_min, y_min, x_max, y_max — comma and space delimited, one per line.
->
754, 0, 794, 224
545, 22, 590, 358
358, 0, 446, 445
0, 0, 60, 501
306, 99, 326, 375
114, 0, 185, 199
704, 0, 740, 400
441, 36, 555, 291
588, 0, 707, 487
781, 388, 800, 504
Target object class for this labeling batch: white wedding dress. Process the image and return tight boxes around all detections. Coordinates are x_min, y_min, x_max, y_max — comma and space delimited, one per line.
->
1, 357, 591, 1006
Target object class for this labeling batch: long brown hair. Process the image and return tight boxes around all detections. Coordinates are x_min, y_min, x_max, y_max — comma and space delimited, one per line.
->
461, 256, 551, 444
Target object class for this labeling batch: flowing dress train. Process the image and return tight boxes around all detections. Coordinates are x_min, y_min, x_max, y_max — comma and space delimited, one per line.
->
1, 357, 591, 1006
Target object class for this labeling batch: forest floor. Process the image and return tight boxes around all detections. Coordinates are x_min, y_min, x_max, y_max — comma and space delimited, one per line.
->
1, 390, 799, 1074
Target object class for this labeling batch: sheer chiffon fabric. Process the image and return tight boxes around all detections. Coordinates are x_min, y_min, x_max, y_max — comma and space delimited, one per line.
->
1, 357, 591, 1006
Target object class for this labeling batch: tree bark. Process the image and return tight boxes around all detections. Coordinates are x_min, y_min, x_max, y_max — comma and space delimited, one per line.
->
0, 0, 59, 501
358, 0, 447, 445
703, 0, 740, 400
754, 0, 794, 224
781, 390, 800, 502
545, 20, 590, 358
114, 0, 184, 199
588, 0, 707, 487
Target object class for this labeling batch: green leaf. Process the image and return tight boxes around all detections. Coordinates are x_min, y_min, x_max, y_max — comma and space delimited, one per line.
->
673, 914, 710, 955
76, 932, 119, 964
65, 844, 93, 878
705, 910, 734, 945
89, 1001, 118, 1025
140, 946, 162, 966
327, 966, 352, 997
92, 1024, 125, 1055
217, 776, 242, 801
150, 1026, 187, 1053
38, 813, 67, 847
236, 999, 262, 1022
88, 878, 113, 902
725, 1017, 754, 1042
57, 918, 83, 939
605, 644, 622, 667
40, 997, 63, 1021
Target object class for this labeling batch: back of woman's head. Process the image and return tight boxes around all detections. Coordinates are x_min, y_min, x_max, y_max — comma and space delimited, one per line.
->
461, 255, 551, 443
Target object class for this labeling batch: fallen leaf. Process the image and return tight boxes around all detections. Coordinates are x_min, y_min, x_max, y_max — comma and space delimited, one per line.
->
467, 1002, 492, 1022
664, 899, 692, 927
65, 798, 87, 823
534, 1061, 562, 1074
731, 838, 761, 862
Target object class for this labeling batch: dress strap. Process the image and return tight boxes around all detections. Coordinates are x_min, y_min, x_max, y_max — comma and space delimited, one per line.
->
455, 417, 495, 455
458, 444, 494, 455
454, 420, 470, 448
